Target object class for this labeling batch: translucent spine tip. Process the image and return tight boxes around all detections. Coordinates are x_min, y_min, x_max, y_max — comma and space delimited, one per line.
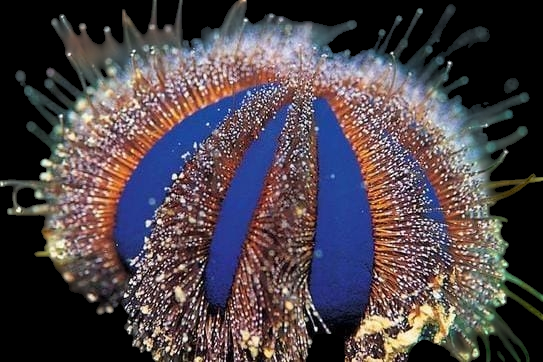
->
0, 180, 50, 216
394, 8, 423, 58
406, 4, 455, 70
377, 16, 403, 54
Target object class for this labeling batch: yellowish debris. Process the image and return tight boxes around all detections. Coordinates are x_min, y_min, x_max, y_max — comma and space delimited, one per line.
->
354, 302, 456, 361
174, 286, 187, 304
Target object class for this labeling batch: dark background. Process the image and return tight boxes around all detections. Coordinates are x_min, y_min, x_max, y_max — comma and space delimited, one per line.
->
2, 1, 540, 361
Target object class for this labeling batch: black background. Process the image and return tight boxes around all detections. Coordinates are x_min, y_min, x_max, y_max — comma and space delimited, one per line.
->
2, 1, 540, 361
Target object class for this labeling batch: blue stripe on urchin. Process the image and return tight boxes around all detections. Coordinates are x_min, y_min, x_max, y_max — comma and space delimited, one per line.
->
114, 87, 262, 265
205, 100, 289, 308
310, 98, 373, 329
